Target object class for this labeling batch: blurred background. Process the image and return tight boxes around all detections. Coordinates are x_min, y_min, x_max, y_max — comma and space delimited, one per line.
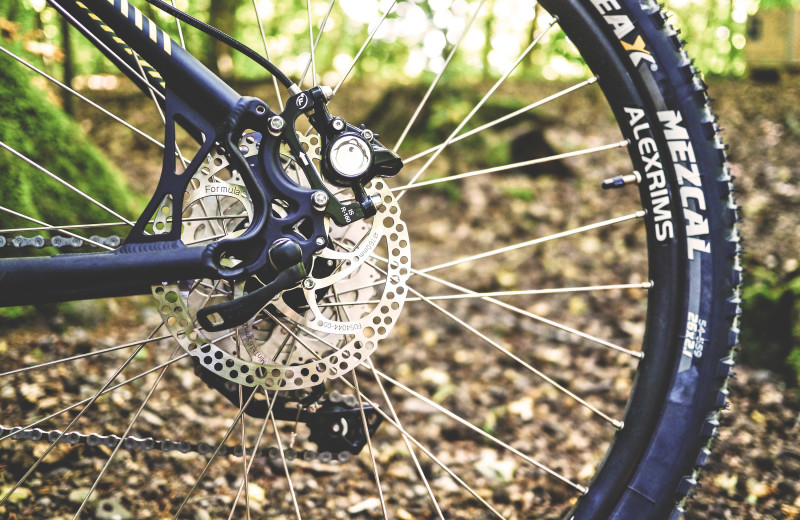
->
0, 0, 799, 518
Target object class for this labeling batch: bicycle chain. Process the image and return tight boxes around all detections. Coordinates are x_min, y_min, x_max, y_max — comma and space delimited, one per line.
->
0, 391, 360, 463
0, 235, 121, 249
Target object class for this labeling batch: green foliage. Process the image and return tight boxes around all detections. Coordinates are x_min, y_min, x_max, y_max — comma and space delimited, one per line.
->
665, 0, 751, 77
757, 0, 800, 8
740, 263, 800, 387
0, 0, 760, 87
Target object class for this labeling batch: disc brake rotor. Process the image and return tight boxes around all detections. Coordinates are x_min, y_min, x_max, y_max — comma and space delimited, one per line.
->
153, 132, 410, 391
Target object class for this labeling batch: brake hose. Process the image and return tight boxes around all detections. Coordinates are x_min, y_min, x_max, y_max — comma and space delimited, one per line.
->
142, 0, 295, 91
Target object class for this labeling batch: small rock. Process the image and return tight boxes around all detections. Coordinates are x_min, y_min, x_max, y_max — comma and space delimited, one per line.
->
68, 487, 92, 504
95, 498, 132, 520
474, 449, 517, 482
247, 482, 266, 504
1, 486, 32, 503
347, 497, 382, 514
420, 366, 450, 387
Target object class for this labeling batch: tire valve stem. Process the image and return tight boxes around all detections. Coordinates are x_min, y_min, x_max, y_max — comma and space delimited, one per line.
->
602, 170, 641, 190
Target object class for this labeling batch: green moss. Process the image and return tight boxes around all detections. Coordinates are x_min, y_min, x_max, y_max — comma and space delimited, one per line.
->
0, 53, 134, 323
0, 53, 134, 233
501, 186, 536, 202
740, 264, 800, 388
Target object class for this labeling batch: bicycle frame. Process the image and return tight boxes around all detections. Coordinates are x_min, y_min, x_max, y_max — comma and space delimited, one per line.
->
0, 0, 294, 306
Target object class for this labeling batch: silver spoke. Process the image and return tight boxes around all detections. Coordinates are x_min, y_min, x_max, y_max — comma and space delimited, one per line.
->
409, 266, 643, 359
338, 374, 507, 519
419, 211, 644, 274
250, 0, 284, 110
332, 1, 398, 96
0, 205, 112, 250
0, 326, 160, 505
168, 0, 188, 49
0, 352, 188, 444
0, 141, 136, 227
299, 0, 337, 87
352, 371, 388, 519
375, 368, 588, 493
392, 140, 629, 193
316, 282, 652, 308
282, 298, 591, 497
235, 330, 252, 520
0, 334, 173, 378
265, 320, 506, 519
227, 390, 273, 520
73, 343, 183, 519
0, 45, 163, 149
396, 17, 558, 201
0, 322, 234, 444
367, 257, 627, 423
172, 388, 259, 519
306, 0, 317, 88
265, 391, 303, 520
365, 359, 444, 519
402, 76, 598, 163
392, 0, 488, 152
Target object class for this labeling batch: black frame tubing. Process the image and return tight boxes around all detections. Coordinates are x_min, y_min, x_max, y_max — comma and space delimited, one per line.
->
0, 0, 261, 306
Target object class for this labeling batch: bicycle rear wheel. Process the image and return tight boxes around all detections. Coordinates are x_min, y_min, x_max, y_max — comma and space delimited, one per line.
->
0, 0, 739, 518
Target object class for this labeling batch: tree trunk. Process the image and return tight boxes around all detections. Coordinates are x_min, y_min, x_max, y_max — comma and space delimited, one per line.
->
61, 16, 75, 116
205, 0, 236, 79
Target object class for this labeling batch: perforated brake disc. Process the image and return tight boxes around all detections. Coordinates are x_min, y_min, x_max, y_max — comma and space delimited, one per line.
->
152, 132, 410, 391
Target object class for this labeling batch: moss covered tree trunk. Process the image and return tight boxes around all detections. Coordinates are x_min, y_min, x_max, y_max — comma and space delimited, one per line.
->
0, 52, 135, 319
0, 53, 134, 232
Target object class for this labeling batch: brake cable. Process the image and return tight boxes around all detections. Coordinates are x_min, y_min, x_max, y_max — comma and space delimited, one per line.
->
141, 0, 296, 91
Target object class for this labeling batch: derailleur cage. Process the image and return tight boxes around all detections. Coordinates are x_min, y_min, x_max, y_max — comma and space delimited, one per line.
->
194, 359, 382, 455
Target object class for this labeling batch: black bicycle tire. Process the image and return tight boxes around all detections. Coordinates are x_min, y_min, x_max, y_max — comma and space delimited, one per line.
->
539, 1, 741, 518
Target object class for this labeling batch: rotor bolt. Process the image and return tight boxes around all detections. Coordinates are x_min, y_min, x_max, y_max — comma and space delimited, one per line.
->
268, 116, 285, 135
331, 118, 345, 132
312, 191, 329, 210
315, 236, 326, 247
303, 278, 316, 290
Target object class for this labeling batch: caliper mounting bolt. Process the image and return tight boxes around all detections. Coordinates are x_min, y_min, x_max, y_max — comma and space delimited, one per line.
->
331, 118, 345, 132
312, 191, 329, 210
268, 116, 285, 135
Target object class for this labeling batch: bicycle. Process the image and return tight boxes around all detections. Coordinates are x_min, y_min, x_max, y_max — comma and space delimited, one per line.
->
0, 0, 741, 518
